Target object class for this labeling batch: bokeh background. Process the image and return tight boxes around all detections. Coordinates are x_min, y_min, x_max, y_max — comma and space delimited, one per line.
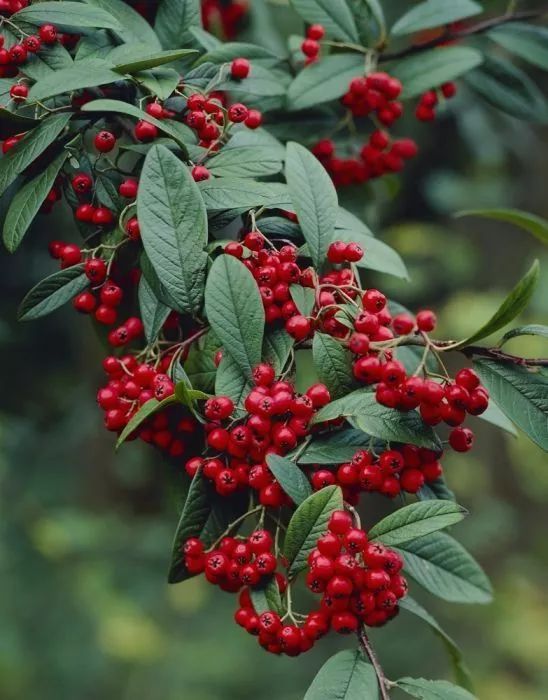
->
1, 1, 548, 698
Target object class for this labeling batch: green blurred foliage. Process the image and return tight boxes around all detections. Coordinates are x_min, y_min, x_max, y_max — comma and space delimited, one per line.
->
1, 1, 548, 699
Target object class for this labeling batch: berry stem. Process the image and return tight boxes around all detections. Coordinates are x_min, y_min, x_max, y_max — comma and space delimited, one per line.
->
358, 627, 391, 700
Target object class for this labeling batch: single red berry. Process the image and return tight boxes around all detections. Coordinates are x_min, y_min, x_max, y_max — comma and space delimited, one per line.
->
39, 24, 58, 44
449, 427, 474, 452
60, 244, 81, 267
95, 305, 117, 326
134, 120, 158, 142
94, 131, 116, 153
145, 102, 164, 119
231, 58, 250, 79
23, 35, 41, 53
400, 468, 425, 493
228, 103, 249, 123
73, 291, 96, 314
416, 309, 437, 332
244, 109, 262, 129
301, 39, 320, 58
71, 173, 93, 194
10, 84, 28, 101
307, 24, 325, 40
455, 368, 480, 391
306, 383, 331, 408
75, 203, 94, 222
125, 217, 141, 241
84, 258, 107, 283
100, 281, 123, 307
328, 510, 353, 535
285, 314, 311, 341
92, 207, 114, 226
345, 242, 364, 262
327, 240, 348, 264
192, 165, 210, 181
119, 178, 138, 199
363, 288, 386, 313
9, 45, 28, 65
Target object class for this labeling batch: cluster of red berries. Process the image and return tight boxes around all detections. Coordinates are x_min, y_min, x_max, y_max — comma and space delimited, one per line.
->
310, 445, 444, 500
183, 530, 278, 591
201, 0, 249, 40
69, 171, 116, 228
185, 365, 331, 503
416, 82, 457, 121
0, 23, 57, 80
300, 24, 325, 64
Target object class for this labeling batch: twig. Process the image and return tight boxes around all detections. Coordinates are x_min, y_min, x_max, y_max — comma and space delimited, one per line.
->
358, 627, 391, 700
461, 345, 548, 367
380, 9, 548, 62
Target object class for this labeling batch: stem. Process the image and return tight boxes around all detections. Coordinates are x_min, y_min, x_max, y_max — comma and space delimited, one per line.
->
461, 345, 548, 367
358, 627, 391, 700
380, 9, 548, 62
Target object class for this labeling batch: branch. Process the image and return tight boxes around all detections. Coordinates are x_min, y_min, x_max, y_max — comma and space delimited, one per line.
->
358, 627, 391, 700
461, 345, 548, 367
380, 9, 548, 62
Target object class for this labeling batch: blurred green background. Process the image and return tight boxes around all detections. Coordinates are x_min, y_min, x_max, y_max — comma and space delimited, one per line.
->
1, 1, 548, 698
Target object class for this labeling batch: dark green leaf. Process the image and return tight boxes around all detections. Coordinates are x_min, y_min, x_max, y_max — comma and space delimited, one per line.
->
304, 649, 379, 700
290, 285, 316, 316
418, 476, 456, 502
474, 359, 548, 451
399, 597, 474, 692
21, 43, 74, 81
464, 55, 548, 123
83, 0, 161, 47
455, 208, 548, 246
454, 259, 539, 347
207, 145, 283, 178
185, 331, 220, 392
136, 67, 181, 100
311, 388, 375, 423
266, 454, 312, 505
0, 106, 38, 140
396, 677, 476, 700
489, 22, 548, 71
155, 0, 201, 49
198, 179, 290, 210
290, 0, 359, 42
250, 576, 284, 616
391, 0, 481, 37
284, 485, 343, 576
476, 399, 517, 436
138, 274, 171, 345
116, 396, 176, 449
75, 31, 117, 62
3, 151, 68, 252
262, 328, 294, 374
17, 264, 88, 321
215, 352, 252, 407
313, 333, 355, 399
501, 324, 548, 344
29, 60, 122, 101
287, 54, 364, 111
217, 64, 287, 97
391, 47, 483, 99
369, 501, 467, 546
335, 229, 408, 279
205, 255, 265, 379
286, 141, 337, 269
197, 42, 282, 67
0, 112, 72, 199
14, 2, 122, 31
137, 144, 208, 314
297, 429, 368, 465
110, 46, 197, 73
394, 531, 493, 604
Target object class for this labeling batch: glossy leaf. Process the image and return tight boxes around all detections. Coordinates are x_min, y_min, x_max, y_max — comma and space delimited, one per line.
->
455, 208, 548, 246
396, 677, 476, 700
3, 151, 68, 253
18, 265, 88, 321
205, 255, 265, 379
454, 259, 539, 347
297, 429, 369, 465
476, 400, 517, 437
290, 0, 359, 42
198, 179, 290, 210
394, 532, 493, 604
111, 48, 197, 74
185, 331, 220, 393
207, 145, 283, 178
313, 333, 355, 399
286, 142, 337, 269
284, 486, 343, 576
287, 54, 364, 111
369, 501, 467, 546
262, 328, 294, 374
14, 2, 122, 31
391, 0, 481, 37
304, 649, 379, 700
392, 47, 483, 99
474, 359, 548, 451
266, 454, 312, 505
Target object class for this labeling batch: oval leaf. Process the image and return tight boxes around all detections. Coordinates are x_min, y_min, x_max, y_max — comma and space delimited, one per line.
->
29, 61, 122, 101
14, 1, 122, 31
396, 677, 476, 700
501, 324, 548, 344
83, 0, 161, 47
391, 0, 481, 37
313, 332, 355, 399
369, 501, 467, 546
290, 0, 359, 42
304, 649, 379, 700
455, 208, 548, 246
266, 454, 312, 505
287, 53, 364, 111
18, 265, 88, 321
489, 22, 548, 71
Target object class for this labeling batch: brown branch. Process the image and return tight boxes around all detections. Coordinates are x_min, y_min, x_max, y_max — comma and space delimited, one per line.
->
380, 9, 548, 62
461, 345, 548, 367
358, 627, 391, 700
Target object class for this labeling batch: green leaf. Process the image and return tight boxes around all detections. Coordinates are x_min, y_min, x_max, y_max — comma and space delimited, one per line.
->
198, 179, 290, 210
501, 324, 548, 344
369, 501, 467, 547
116, 396, 176, 449
137, 145, 208, 314
474, 359, 548, 451
262, 328, 294, 374
81, 100, 188, 151
454, 208, 548, 246
399, 597, 474, 692
185, 331, 220, 392
155, 0, 201, 50
21, 43, 74, 81
215, 352, 252, 407
0, 112, 72, 199
304, 649, 379, 700
284, 485, 343, 576
335, 229, 409, 279
205, 255, 265, 379
290, 285, 316, 317
394, 531, 493, 604
453, 259, 539, 347
207, 146, 283, 178
17, 265, 88, 321
297, 429, 368, 464
287, 54, 364, 111
3, 151, 68, 252
196, 42, 282, 67
464, 55, 548, 123
477, 399, 517, 437
391, 47, 483, 99
250, 576, 284, 616
391, 0, 481, 37
83, 0, 161, 47
266, 454, 312, 505
14, 2, 122, 31
313, 390, 441, 449
138, 274, 170, 345
489, 22, 548, 71
136, 67, 181, 100
111, 47, 197, 74
75, 31, 117, 62
217, 64, 287, 97
418, 476, 456, 503
313, 333, 355, 399
290, 0, 359, 42
29, 60, 122, 101
286, 141, 337, 269
396, 677, 476, 700
0, 106, 38, 140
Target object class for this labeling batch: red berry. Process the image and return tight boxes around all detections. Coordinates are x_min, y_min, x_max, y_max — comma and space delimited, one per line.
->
327, 240, 348, 264
285, 314, 311, 341
455, 368, 480, 391
60, 244, 81, 267
75, 204, 94, 222
39, 24, 58, 44
231, 58, 250, 79
244, 109, 262, 129
228, 103, 249, 123
307, 24, 325, 40
301, 38, 320, 58
73, 291, 96, 314
125, 217, 140, 240
328, 510, 352, 535
416, 309, 437, 332
85, 258, 107, 283
71, 173, 92, 194
306, 383, 331, 408
449, 427, 474, 452
119, 178, 138, 198
94, 131, 116, 153
192, 165, 210, 181
134, 120, 158, 142
145, 102, 164, 119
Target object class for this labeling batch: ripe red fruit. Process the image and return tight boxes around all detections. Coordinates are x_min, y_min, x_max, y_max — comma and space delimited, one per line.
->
306, 383, 331, 408
60, 244, 81, 267
23, 35, 41, 53
95, 305, 117, 326
327, 240, 348, 264
192, 165, 210, 181
331, 612, 358, 634
73, 291, 96, 314
75, 203, 94, 222
125, 217, 140, 240
231, 57, 250, 79
416, 309, 437, 332
119, 178, 138, 199
94, 131, 116, 153
9, 45, 28, 65
307, 24, 325, 40
92, 207, 114, 226
400, 468, 425, 493
285, 314, 311, 341
100, 282, 123, 307
363, 288, 386, 313
455, 368, 480, 391
252, 363, 275, 387
244, 109, 262, 129
228, 103, 249, 123
301, 39, 320, 58
71, 173, 93, 194
145, 102, 164, 119
328, 510, 353, 535
85, 258, 107, 283
134, 120, 158, 142
10, 84, 28, 101
345, 242, 364, 262
449, 427, 475, 452
39, 24, 58, 44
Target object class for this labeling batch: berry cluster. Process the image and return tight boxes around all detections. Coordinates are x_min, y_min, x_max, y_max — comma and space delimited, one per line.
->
416, 82, 457, 121
310, 445, 443, 500
183, 530, 278, 591
0, 22, 57, 82
201, 0, 249, 40
185, 365, 331, 503
300, 23, 325, 64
